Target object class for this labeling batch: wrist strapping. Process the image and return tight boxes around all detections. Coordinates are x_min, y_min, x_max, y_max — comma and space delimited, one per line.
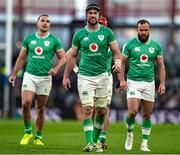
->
115, 59, 121, 67
73, 66, 79, 74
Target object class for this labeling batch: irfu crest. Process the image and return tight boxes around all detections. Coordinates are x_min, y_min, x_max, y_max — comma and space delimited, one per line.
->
149, 48, 154, 53
98, 35, 104, 41
44, 41, 50, 46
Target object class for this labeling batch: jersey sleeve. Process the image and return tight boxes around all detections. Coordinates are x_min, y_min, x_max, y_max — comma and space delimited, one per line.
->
55, 37, 64, 52
107, 28, 116, 44
157, 42, 163, 57
72, 31, 80, 49
22, 36, 29, 49
122, 43, 130, 58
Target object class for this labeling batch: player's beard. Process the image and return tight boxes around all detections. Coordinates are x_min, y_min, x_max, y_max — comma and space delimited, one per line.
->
87, 17, 99, 26
138, 33, 149, 43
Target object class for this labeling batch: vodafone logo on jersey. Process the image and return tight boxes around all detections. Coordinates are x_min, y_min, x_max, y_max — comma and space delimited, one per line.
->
35, 47, 43, 55
89, 43, 98, 52
140, 54, 148, 62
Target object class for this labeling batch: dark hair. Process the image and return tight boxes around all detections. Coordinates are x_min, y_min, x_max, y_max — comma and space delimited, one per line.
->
86, 4, 101, 13
137, 19, 150, 27
37, 14, 49, 21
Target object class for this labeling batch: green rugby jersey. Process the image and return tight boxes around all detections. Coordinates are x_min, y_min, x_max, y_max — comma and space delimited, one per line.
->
122, 37, 163, 82
22, 32, 63, 76
72, 24, 116, 76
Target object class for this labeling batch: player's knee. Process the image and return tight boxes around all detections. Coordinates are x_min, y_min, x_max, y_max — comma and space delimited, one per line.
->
128, 110, 137, 118
95, 107, 107, 117
83, 106, 93, 118
37, 106, 45, 115
36, 102, 46, 114
22, 100, 31, 111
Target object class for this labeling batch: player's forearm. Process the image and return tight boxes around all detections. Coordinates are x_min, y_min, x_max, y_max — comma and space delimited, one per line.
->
159, 64, 166, 85
119, 62, 126, 81
111, 41, 121, 61
113, 51, 121, 61
117, 72, 121, 81
53, 56, 66, 73
63, 56, 76, 78
12, 56, 26, 76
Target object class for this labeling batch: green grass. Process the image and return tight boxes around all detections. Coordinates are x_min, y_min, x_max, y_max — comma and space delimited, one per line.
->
0, 120, 180, 154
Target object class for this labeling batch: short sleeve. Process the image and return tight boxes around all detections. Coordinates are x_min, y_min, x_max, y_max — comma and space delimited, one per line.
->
55, 37, 63, 52
72, 31, 80, 49
122, 43, 129, 58
157, 42, 163, 57
107, 28, 116, 44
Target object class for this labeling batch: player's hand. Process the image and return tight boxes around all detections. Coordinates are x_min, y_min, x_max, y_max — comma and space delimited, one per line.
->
48, 68, 58, 77
62, 77, 71, 91
9, 75, 16, 86
119, 79, 128, 90
113, 81, 120, 93
158, 83, 165, 95
112, 64, 121, 73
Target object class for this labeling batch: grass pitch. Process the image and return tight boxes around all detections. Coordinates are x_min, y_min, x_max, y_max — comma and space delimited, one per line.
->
0, 120, 180, 154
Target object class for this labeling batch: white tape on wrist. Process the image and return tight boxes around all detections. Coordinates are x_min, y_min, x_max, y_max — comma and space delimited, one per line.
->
115, 59, 121, 67
73, 66, 79, 74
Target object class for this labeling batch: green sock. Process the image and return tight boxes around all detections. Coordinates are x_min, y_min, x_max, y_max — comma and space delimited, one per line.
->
142, 119, 152, 140
35, 131, 42, 139
83, 119, 93, 144
99, 132, 107, 143
24, 121, 32, 134
125, 116, 135, 133
93, 115, 105, 143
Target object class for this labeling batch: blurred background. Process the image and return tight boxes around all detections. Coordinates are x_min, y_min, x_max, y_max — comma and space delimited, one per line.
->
0, 0, 179, 123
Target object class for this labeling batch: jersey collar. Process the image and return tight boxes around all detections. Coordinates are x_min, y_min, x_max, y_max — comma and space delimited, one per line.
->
85, 24, 101, 32
36, 32, 50, 39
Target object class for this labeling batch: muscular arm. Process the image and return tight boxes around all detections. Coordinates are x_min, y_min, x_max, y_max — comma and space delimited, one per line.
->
12, 48, 27, 76
48, 49, 66, 76
9, 48, 27, 85
63, 47, 78, 90
64, 47, 78, 78
156, 56, 166, 95
156, 57, 166, 85
66, 48, 78, 74
119, 55, 128, 90
110, 41, 122, 73
119, 56, 128, 81
110, 40, 121, 60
